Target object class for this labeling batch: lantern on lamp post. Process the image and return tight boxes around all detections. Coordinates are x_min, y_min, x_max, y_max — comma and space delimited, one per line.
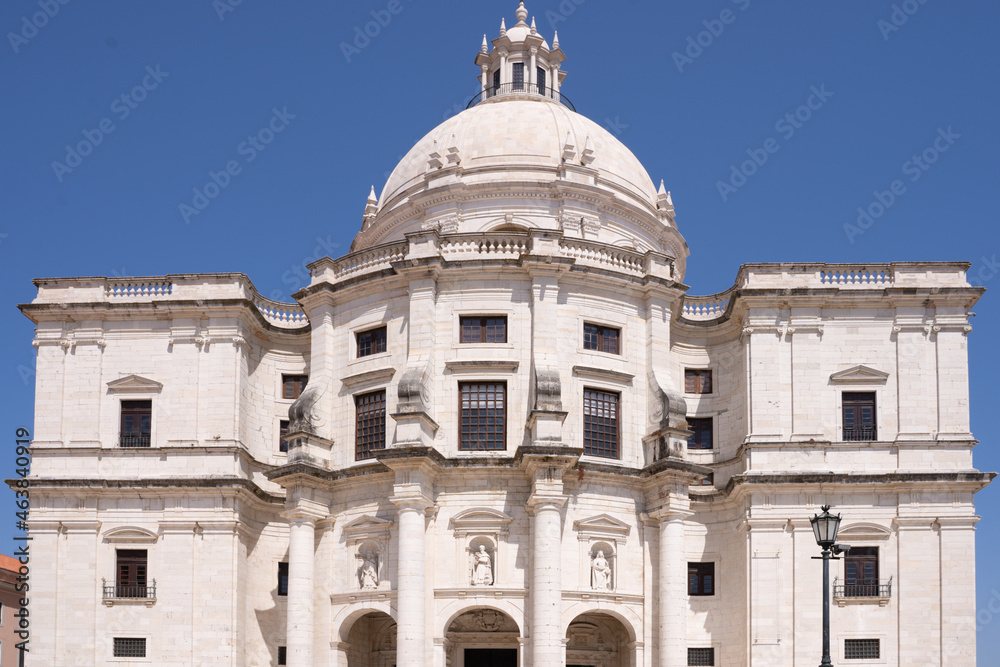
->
810, 505, 848, 667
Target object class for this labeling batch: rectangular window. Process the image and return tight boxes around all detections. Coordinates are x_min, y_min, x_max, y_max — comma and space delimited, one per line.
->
685, 369, 713, 394
512, 62, 525, 90
844, 546, 879, 597
113, 638, 147, 658
842, 392, 876, 441
355, 390, 387, 460
278, 646, 287, 665
356, 326, 387, 358
460, 316, 507, 343
583, 389, 620, 458
537, 66, 547, 96
116, 549, 147, 598
278, 562, 289, 596
697, 472, 715, 486
279, 420, 290, 453
282, 374, 308, 400
844, 638, 880, 660
460, 382, 506, 451
687, 417, 713, 450
688, 562, 715, 596
492, 68, 501, 94
119, 400, 151, 448
687, 647, 715, 666
583, 323, 620, 355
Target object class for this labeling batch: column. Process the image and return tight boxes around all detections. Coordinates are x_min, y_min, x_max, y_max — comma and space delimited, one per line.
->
286, 512, 317, 667
657, 512, 686, 667
529, 47, 537, 88
530, 498, 567, 666
393, 498, 431, 667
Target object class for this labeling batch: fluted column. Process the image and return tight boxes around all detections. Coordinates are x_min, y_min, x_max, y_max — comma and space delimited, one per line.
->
392, 495, 432, 667
530, 497, 567, 666
656, 511, 687, 667
286, 512, 317, 667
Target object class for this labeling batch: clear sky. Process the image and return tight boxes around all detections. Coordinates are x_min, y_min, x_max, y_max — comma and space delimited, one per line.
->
2, 0, 999, 659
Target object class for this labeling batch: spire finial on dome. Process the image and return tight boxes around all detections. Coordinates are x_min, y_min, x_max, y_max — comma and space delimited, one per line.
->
516, 2, 528, 25
552, 30, 559, 49
499, 17, 507, 37
362, 185, 379, 227
657, 181, 675, 215
481, 34, 489, 53
530, 16, 537, 35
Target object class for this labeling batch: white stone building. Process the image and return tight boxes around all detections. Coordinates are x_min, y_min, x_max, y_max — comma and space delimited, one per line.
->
20, 4, 991, 666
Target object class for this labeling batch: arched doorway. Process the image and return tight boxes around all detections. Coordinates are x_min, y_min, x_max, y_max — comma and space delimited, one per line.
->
446, 608, 521, 667
344, 611, 396, 667
566, 613, 631, 667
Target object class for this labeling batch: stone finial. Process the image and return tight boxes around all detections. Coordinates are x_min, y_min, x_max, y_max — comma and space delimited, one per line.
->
552, 30, 559, 49
481, 34, 489, 53
581, 136, 596, 165
500, 18, 507, 37
362, 186, 378, 228
446, 134, 462, 165
530, 16, 537, 35
657, 180, 675, 215
428, 140, 444, 170
516, 2, 528, 25
561, 131, 576, 162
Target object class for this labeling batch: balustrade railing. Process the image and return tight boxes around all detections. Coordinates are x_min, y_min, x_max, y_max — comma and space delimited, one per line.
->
681, 289, 736, 321
102, 579, 157, 600
559, 239, 646, 276
330, 241, 407, 281
118, 433, 151, 448
833, 576, 892, 598
106, 280, 173, 297
466, 82, 576, 112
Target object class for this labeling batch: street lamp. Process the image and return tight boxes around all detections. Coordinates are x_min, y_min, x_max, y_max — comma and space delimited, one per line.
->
810, 505, 849, 667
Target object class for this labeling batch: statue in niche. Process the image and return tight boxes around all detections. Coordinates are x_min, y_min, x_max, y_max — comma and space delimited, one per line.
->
591, 549, 612, 591
471, 544, 494, 586
359, 550, 379, 590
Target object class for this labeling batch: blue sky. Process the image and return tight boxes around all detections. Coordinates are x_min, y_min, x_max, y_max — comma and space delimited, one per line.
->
2, 0, 999, 658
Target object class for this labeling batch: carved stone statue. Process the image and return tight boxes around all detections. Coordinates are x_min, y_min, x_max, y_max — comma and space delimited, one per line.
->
592, 550, 611, 590
359, 552, 379, 590
471, 545, 493, 586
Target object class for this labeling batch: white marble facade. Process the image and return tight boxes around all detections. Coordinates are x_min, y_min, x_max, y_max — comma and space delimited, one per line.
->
21, 4, 990, 666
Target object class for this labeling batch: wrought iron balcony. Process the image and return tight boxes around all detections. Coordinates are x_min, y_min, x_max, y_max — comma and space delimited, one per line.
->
843, 427, 877, 442
118, 432, 151, 448
466, 82, 576, 112
833, 576, 892, 606
102, 579, 157, 605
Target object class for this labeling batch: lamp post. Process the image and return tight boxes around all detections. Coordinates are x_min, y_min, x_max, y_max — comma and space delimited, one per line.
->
810, 505, 844, 667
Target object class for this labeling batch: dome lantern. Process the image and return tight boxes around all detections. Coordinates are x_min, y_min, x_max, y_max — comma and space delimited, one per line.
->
471, 2, 570, 111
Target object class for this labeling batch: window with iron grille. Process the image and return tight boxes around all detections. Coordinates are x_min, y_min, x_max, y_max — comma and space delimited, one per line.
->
279, 419, 290, 453
113, 637, 146, 658
115, 549, 148, 598
278, 562, 289, 596
844, 546, 879, 596
512, 62, 525, 90
356, 326, 387, 358
492, 68, 501, 93
282, 374, 308, 400
460, 316, 507, 343
583, 389, 619, 458
583, 323, 620, 354
687, 417, 713, 450
845, 638, 880, 659
842, 392, 876, 441
460, 382, 506, 450
119, 400, 151, 448
687, 647, 715, 666
278, 646, 287, 665
537, 66, 547, 95
355, 390, 386, 460
685, 368, 713, 394
688, 562, 715, 596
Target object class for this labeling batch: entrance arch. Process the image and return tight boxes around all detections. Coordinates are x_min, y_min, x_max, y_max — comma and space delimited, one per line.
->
342, 611, 396, 667
445, 608, 521, 667
565, 612, 633, 667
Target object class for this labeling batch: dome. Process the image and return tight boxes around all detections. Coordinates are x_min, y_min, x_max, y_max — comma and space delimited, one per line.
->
379, 100, 658, 214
